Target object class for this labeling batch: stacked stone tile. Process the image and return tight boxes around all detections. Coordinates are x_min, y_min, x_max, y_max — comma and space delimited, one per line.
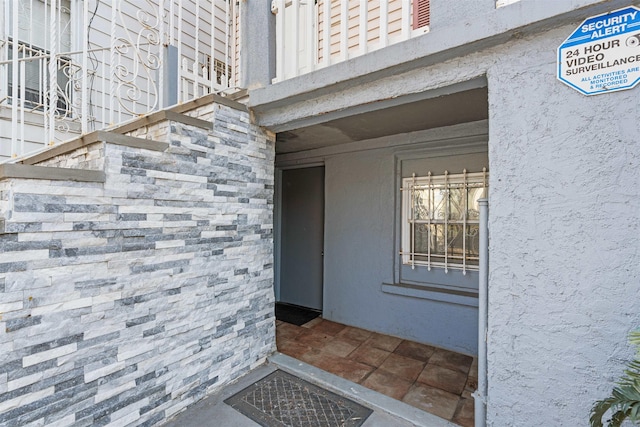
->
0, 100, 276, 426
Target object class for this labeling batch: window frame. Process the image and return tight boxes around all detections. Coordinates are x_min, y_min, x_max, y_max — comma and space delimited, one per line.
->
401, 169, 488, 274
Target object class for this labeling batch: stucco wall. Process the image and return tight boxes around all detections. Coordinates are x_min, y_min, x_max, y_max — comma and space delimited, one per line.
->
430, 0, 495, 31
485, 25, 640, 426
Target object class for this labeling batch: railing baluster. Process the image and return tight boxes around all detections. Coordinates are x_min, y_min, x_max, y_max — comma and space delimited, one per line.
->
229, 0, 235, 87
182, 58, 189, 100
379, 0, 389, 48
159, 0, 165, 108
19, 61, 25, 156
292, 0, 300, 77
177, 0, 183, 102
401, 0, 411, 40
210, 0, 216, 92
48, 0, 58, 146
29, 0, 34, 53
306, 0, 314, 72
109, 2, 116, 125
101, 50, 107, 129
275, 0, 285, 80
322, 0, 330, 67
0, 3, 6, 127
194, 0, 200, 89
359, 0, 368, 55
81, 0, 89, 134
170, 0, 175, 45
10, 0, 19, 157
340, 0, 348, 60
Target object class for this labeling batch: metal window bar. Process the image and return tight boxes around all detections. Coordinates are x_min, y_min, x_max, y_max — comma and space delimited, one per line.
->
443, 170, 448, 273
410, 173, 416, 270
462, 168, 467, 275
427, 171, 432, 270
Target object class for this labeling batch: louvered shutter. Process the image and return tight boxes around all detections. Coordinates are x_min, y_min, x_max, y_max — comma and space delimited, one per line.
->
412, 0, 430, 30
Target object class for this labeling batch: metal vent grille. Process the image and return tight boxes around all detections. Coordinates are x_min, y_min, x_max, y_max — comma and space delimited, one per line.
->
413, 0, 431, 29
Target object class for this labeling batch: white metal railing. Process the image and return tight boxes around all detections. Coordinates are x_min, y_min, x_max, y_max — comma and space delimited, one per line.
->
271, 0, 430, 82
0, 0, 240, 160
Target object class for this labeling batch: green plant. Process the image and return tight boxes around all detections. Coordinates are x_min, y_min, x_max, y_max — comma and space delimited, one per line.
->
590, 329, 640, 427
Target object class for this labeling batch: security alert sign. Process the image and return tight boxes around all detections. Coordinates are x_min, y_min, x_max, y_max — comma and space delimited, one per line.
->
558, 6, 640, 95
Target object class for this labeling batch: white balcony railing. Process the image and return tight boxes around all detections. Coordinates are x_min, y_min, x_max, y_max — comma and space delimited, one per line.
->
0, 0, 240, 160
272, 0, 430, 82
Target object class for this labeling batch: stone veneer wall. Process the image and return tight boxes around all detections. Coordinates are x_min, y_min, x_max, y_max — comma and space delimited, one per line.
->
0, 102, 276, 426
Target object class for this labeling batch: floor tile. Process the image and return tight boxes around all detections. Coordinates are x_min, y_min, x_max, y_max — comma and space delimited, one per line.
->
312, 353, 374, 383
417, 364, 468, 395
402, 383, 460, 420
310, 319, 347, 336
320, 336, 361, 358
295, 328, 334, 349
378, 353, 425, 382
348, 345, 390, 368
276, 322, 304, 341
361, 369, 413, 400
452, 398, 475, 427
336, 326, 373, 342
302, 317, 323, 328
277, 339, 312, 359
365, 333, 402, 352
429, 348, 474, 374
394, 340, 436, 362
298, 348, 325, 368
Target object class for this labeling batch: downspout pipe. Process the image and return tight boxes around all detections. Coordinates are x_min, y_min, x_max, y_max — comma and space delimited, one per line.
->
474, 198, 489, 427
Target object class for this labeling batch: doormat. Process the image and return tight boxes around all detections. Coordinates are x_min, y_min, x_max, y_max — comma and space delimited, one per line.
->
225, 370, 372, 427
275, 303, 320, 326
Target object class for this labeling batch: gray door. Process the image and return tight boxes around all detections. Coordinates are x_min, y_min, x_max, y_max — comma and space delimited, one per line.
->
279, 167, 324, 310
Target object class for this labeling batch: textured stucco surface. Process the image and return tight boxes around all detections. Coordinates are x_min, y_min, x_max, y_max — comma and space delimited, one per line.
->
485, 25, 640, 426
430, 0, 495, 31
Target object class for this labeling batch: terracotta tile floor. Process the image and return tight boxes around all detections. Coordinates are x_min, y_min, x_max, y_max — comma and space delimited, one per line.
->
276, 318, 477, 427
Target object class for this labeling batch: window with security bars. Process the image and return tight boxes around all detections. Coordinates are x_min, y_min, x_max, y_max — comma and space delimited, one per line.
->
401, 169, 488, 273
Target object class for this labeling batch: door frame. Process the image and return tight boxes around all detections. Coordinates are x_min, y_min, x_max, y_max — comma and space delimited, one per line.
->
274, 162, 325, 306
